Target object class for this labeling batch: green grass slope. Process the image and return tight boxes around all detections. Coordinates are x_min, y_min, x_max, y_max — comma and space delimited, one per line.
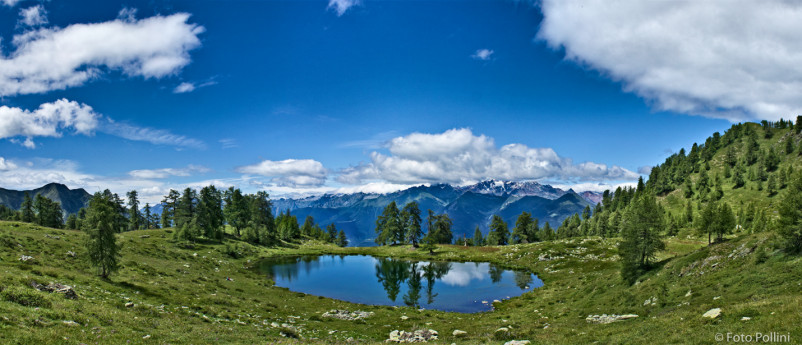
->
2, 221, 801, 344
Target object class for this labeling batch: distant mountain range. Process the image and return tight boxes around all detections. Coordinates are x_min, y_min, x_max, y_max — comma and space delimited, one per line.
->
0, 183, 91, 215
272, 180, 600, 246
0, 180, 601, 245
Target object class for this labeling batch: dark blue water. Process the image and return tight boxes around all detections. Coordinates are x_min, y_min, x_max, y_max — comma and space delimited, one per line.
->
258, 255, 543, 313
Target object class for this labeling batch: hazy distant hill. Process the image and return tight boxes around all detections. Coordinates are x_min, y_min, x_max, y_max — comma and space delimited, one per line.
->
0, 183, 91, 215
273, 180, 597, 245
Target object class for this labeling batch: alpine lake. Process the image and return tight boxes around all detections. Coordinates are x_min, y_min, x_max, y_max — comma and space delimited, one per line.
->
258, 255, 543, 313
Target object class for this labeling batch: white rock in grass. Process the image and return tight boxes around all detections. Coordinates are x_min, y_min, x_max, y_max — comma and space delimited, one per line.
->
702, 308, 722, 319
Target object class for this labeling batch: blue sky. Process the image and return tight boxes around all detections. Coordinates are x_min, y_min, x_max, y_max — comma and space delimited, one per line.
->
1, 0, 799, 203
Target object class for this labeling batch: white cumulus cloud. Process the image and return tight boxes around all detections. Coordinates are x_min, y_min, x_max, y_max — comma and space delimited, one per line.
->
471, 48, 494, 61
0, 13, 204, 97
19, 5, 47, 27
2, 0, 21, 7
336, 128, 638, 186
0, 99, 99, 148
236, 159, 327, 187
538, 0, 802, 121
328, 0, 360, 16
0, 157, 18, 171
173, 82, 195, 93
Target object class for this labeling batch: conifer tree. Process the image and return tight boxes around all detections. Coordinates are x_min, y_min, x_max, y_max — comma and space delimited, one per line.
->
767, 174, 778, 196
223, 187, 250, 237
327, 223, 338, 243
618, 194, 665, 284
375, 202, 402, 245
429, 214, 453, 244
336, 229, 348, 247
194, 186, 224, 240
301, 215, 315, 237
20, 192, 34, 223
143, 203, 152, 229
486, 215, 509, 245
778, 172, 802, 253
66, 214, 78, 230
527, 218, 541, 243
160, 189, 180, 228
84, 192, 121, 279
401, 201, 423, 246
246, 191, 275, 245
473, 226, 484, 246
174, 188, 196, 229
511, 212, 532, 244
126, 190, 141, 231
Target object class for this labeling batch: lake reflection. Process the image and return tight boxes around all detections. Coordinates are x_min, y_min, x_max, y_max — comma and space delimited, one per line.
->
259, 255, 543, 313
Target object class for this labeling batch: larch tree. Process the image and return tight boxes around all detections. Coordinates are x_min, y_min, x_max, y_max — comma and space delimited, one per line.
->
486, 215, 509, 245
778, 172, 802, 253
618, 194, 665, 285
84, 192, 121, 279
20, 192, 34, 223
375, 202, 402, 245
126, 190, 141, 231
336, 229, 348, 247
473, 226, 484, 246
511, 212, 532, 244
401, 201, 423, 246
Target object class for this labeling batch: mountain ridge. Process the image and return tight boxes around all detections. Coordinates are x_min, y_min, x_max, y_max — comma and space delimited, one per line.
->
0, 183, 91, 215
272, 180, 600, 245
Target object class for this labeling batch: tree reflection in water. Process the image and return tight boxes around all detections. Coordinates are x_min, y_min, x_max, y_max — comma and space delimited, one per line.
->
263, 255, 536, 308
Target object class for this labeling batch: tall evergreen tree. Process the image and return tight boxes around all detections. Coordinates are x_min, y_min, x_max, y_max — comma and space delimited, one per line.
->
401, 202, 423, 246
143, 203, 152, 229
778, 172, 802, 253
336, 229, 348, 247
698, 201, 718, 244
160, 189, 180, 228
174, 188, 196, 229
375, 202, 402, 245
244, 191, 276, 245
195, 186, 225, 240
511, 211, 532, 244
486, 215, 509, 245
326, 223, 338, 243
20, 192, 34, 223
84, 192, 121, 278
473, 226, 484, 246
301, 215, 315, 237
527, 218, 541, 243
66, 214, 78, 230
126, 190, 141, 231
428, 213, 453, 244
223, 187, 250, 237
618, 195, 665, 284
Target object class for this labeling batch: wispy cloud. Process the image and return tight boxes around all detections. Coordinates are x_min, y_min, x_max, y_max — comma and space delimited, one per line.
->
173, 79, 217, 94
100, 119, 205, 149
471, 48, 494, 61
219, 138, 238, 149
128, 165, 209, 179
327, 0, 360, 16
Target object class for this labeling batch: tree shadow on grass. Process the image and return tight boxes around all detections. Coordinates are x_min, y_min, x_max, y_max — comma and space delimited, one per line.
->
111, 280, 162, 298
